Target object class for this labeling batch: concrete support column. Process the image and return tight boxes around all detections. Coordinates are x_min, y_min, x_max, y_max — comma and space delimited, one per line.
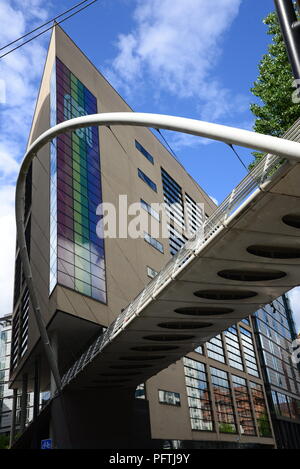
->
20, 373, 28, 433
9, 388, 17, 448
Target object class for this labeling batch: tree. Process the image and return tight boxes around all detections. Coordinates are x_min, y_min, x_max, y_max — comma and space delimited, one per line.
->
0, 433, 10, 449
250, 10, 300, 167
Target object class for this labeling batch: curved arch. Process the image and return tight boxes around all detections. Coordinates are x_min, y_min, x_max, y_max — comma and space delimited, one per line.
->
15, 112, 300, 391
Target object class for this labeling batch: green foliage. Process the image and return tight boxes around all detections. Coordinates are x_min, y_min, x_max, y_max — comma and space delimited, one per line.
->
257, 414, 272, 437
0, 433, 10, 449
250, 10, 300, 168
219, 422, 236, 434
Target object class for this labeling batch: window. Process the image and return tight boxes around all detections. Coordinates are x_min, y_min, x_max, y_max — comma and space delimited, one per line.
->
144, 232, 164, 253
147, 266, 158, 279
183, 357, 213, 432
224, 326, 244, 371
161, 168, 185, 229
138, 169, 157, 192
140, 199, 160, 221
206, 335, 225, 363
50, 58, 106, 303
250, 382, 272, 437
232, 375, 256, 436
185, 193, 204, 235
135, 384, 145, 399
210, 367, 237, 434
158, 390, 180, 406
240, 327, 259, 377
195, 345, 204, 355
135, 140, 154, 164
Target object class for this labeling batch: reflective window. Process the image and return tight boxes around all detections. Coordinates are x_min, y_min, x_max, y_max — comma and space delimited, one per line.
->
135, 384, 145, 399
50, 57, 106, 302
135, 140, 154, 164
250, 382, 272, 437
158, 390, 180, 406
183, 357, 213, 431
144, 232, 164, 253
206, 335, 225, 363
224, 326, 244, 371
161, 168, 185, 256
240, 327, 259, 377
147, 266, 158, 279
210, 367, 237, 434
141, 199, 160, 221
138, 168, 157, 192
232, 375, 256, 436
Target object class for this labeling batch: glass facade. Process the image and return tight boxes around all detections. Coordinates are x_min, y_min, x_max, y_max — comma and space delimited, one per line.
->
210, 367, 237, 434
240, 327, 259, 377
206, 334, 225, 363
50, 57, 106, 302
0, 317, 12, 433
253, 296, 300, 430
224, 325, 244, 371
250, 382, 272, 437
185, 192, 204, 235
183, 357, 213, 431
232, 375, 256, 435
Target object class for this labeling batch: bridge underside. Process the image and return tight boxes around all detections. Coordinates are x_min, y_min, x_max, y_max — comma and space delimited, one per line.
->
61, 160, 300, 392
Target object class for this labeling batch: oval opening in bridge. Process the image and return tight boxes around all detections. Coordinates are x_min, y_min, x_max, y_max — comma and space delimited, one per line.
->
143, 334, 195, 341
217, 269, 286, 282
247, 245, 300, 259
120, 355, 166, 361
131, 345, 179, 352
194, 290, 257, 300
175, 307, 234, 316
282, 214, 300, 229
157, 321, 212, 329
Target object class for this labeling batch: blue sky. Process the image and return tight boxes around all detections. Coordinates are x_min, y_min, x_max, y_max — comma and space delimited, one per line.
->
0, 0, 299, 332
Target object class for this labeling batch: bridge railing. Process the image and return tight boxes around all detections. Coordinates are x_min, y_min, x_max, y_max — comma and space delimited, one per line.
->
61, 120, 300, 388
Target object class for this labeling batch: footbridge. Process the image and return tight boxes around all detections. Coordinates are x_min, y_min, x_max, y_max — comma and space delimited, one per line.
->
17, 113, 300, 395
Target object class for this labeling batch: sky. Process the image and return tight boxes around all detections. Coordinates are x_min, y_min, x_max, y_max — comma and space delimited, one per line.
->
0, 0, 299, 332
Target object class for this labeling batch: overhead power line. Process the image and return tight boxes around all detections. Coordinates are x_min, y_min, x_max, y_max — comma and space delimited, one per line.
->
0, 0, 98, 60
0, 0, 90, 52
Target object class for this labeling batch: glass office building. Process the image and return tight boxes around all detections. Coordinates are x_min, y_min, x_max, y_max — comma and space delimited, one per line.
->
252, 295, 300, 448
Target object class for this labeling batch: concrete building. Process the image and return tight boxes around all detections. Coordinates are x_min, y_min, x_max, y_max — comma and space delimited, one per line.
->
1, 314, 34, 440
0, 315, 13, 435
9, 25, 300, 449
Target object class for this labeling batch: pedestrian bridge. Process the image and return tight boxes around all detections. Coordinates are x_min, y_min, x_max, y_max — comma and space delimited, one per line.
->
17, 113, 300, 394
59, 120, 300, 392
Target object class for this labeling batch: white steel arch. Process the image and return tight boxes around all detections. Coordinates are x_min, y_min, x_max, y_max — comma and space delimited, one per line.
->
15, 112, 300, 391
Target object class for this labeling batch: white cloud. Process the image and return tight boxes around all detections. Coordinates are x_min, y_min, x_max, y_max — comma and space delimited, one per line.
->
0, 1, 50, 317
288, 287, 300, 334
0, 185, 16, 316
162, 131, 215, 152
107, 0, 243, 121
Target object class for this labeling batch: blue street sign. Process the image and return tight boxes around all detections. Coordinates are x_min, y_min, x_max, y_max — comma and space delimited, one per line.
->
41, 438, 52, 449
